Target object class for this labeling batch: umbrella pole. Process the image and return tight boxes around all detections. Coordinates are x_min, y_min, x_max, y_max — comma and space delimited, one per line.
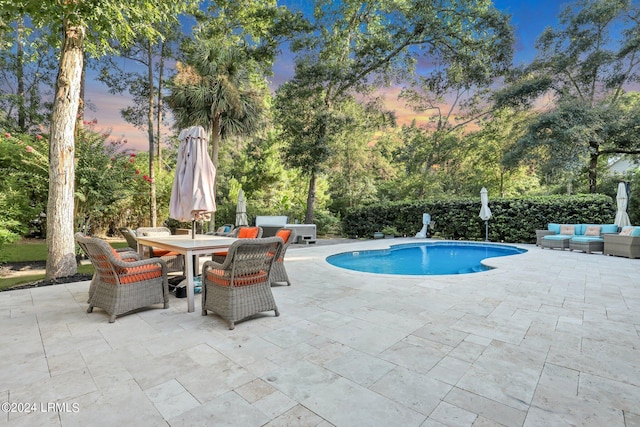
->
485, 220, 489, 242
190, 219, 198, 276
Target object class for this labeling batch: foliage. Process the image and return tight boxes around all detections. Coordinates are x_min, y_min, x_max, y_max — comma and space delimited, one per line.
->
342, 194, 616, 243
166, 40, 265, 169
194, 0, 310, 75
3, 0, 198, 278
600, 168, 640, 225
216, 130, 316, 226
74, 127, 127, 234
324, 98, 395, 213
278, 0, 514, 222
496, 0, 640, 192
0, 21, 55, 133
313, 209, 341, 236
1, 125, 168, 237
0, 131, 48, 243
381, 226, 399, 236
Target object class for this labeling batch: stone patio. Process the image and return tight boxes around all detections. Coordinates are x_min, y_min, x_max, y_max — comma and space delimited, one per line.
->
1, 238, 639, 426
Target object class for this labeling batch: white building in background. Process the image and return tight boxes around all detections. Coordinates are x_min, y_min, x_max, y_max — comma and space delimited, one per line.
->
608, 156, 639, 175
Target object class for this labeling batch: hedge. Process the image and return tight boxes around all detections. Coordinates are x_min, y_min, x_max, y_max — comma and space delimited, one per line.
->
341, 194, 616, 244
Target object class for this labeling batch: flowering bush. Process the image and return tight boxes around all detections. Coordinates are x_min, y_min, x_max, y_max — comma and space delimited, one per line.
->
0, 131, 46, 244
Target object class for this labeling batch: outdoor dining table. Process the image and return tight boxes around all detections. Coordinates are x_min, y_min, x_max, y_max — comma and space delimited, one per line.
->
136, 234, 237, 312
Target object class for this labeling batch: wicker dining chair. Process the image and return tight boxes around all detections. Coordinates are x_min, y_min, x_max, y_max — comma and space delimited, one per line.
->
76, 232, 140, 302
118, 227, 139, 252
75, 233, 169, 323
270, 228, 296, 286
136, 226, 185, 273
210, 226, 263, 264
201, 237, 283, 329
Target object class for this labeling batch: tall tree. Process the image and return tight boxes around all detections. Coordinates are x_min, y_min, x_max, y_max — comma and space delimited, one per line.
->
0, 19, 55, 132
496, 0, 640, 192
98, 21, 186, 227
274, 80, 331, 223
194, 0, 309, 76
167, 0, 307, 227
282, 0, 513, 223
166, 41, 263, 178
3, 0, 196, 279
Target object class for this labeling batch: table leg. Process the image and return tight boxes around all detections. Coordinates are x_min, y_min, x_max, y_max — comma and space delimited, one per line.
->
185, 252, 195, 312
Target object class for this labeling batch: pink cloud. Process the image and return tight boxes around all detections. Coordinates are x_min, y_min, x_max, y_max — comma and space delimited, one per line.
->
84, 85, 168, 152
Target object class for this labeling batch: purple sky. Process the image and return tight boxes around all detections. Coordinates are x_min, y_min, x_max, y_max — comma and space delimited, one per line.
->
86, 0, 566, 151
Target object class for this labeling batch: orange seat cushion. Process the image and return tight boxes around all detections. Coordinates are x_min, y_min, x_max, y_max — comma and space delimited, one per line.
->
100, 264, 162, 285
118, 265, 163, 284
237, 227, 259, 238
152, 249, 180, 257
97, 248, 162, 284
205, 269, 268, 287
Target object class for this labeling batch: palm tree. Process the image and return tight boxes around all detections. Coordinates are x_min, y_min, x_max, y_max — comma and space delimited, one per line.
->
167, 41, 263, 171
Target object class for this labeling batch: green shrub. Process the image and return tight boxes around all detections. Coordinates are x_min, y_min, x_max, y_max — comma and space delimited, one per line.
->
342, 194, 616, 243
313, 210, 341, 236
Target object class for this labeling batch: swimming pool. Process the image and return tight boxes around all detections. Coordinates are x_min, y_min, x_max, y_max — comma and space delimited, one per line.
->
326, 241, 527, 275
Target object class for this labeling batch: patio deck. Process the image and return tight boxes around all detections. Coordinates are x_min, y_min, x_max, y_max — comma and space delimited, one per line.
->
1, 238, 639, 426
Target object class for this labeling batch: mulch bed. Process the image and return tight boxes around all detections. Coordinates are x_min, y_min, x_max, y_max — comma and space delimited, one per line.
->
0, 261, 93, 291
6, 274, 94, 291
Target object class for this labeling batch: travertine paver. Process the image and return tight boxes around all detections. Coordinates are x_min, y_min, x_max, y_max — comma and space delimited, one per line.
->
1, 238, 639, 426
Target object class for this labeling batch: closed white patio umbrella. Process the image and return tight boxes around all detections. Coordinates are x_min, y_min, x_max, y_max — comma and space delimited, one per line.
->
479, 187, 492, 242
235, 188, 248, 227
614, 182, 631, 228
169, 126, 217, 238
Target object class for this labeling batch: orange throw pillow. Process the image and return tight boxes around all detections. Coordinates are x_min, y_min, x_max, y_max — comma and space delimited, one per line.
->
275, 229, 292, 244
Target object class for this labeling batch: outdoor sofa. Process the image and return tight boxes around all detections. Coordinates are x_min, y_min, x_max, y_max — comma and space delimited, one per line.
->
603, 226, 640, 258
540, 223, 619, 253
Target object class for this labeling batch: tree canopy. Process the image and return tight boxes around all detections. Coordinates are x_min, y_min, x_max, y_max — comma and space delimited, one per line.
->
497, 0, 640, 192
275, 0, 514, 222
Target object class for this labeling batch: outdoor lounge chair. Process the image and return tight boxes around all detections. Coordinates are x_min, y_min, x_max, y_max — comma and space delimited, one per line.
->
211, 226, 263, 264
75, 233, 169, 323
603, 227, 640, 258
208, 224, 236, 236
270, 227, 296, 286
201, 237, 283, 329
136, 226, 185, 273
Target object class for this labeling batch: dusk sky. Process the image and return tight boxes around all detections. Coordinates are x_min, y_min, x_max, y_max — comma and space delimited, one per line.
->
85, 0, 565, 151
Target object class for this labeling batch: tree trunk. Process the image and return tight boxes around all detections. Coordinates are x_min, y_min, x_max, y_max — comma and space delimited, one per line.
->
208, 116, 221, 229
588, 149, 598, 193
46, 21, 85, 279
16, 18, 26, 131
77, 52, 86, 125
147, 41, 157, 227
305, 170, 316, 224
157, 41, 165, 173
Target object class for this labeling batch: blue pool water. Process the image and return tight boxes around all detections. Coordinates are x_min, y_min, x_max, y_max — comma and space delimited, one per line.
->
326, 242, 527, 275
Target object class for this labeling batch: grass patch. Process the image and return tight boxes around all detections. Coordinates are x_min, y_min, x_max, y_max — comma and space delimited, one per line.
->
0, 238, 129, 263
0, 239, 48, 263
